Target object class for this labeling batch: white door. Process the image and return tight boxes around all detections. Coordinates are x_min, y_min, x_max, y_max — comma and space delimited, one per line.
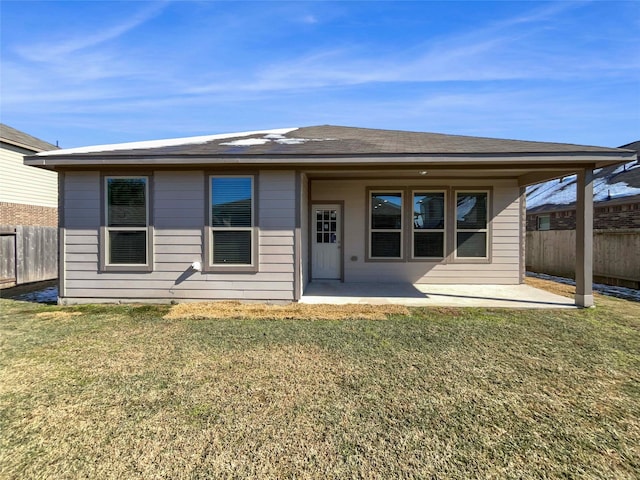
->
312, 204, 341, 279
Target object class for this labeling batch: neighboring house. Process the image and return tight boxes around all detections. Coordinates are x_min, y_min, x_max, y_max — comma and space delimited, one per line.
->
24, 125, 636, 307
0, 124, 58, 226
525, 141, 640, 289
526, 141, 640, 231
0, 124, 59, 288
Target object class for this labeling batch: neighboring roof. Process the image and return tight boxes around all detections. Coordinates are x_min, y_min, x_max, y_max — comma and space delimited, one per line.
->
34, 125, 631, 157
619, 140, 640, 152
0, 123, 58, 152
527, 141, 640, 212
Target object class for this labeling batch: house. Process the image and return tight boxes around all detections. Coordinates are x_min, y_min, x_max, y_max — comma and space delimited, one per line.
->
24, 125, 636, 307
526, 141, 640, 231
0, 124, 58, 288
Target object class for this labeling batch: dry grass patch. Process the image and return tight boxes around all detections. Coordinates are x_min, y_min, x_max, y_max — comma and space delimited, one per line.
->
164, 301, 409, 320
525, 276, 640, 324
525, 276, 576, 297
35, 311, 83, 320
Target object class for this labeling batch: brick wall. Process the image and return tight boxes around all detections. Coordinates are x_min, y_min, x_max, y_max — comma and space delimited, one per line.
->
594, 203, 640, 229
527, 201, 640, 231
526, 211, 576, 230
0, 202, 58, 227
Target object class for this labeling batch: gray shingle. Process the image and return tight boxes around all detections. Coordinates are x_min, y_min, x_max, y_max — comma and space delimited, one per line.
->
34, 125, 630, 158
0, 123, 58, 152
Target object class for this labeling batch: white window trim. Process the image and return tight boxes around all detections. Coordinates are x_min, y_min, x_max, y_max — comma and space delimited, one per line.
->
104, 175, 150, 268
369, 190, 404, 260
209, 175, 256, 268
412, 190, 446, 259
454, 189, 490, 260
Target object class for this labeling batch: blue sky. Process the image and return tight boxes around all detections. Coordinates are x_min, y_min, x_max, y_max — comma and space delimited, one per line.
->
1, 1, 639, 149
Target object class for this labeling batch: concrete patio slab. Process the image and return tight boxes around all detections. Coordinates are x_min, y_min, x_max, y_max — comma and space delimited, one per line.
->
300, 282, 576, 309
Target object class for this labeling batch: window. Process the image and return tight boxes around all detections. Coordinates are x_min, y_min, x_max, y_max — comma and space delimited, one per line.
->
105, 176, 150, 267
537, 214, 551, 231
413, 191, 445, 258
315, 208, 338, 244
455, 191, 488, 259
370, 192, 403, 258
209, 176, 255, 268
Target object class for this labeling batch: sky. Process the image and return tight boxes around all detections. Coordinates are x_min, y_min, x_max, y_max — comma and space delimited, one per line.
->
1, 0, 639, 149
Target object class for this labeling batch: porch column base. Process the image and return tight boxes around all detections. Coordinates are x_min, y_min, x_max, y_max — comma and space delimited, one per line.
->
575, 294, 594, 308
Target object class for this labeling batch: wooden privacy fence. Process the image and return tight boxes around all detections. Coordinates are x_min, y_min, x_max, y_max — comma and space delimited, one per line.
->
526, 229, 640, 289
0, 226, 57, 288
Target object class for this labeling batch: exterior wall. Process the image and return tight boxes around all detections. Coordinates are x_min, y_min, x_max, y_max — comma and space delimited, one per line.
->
310, 178, 521, 285
519, 187, 526, 283
300, 172, 309, 292
61, 170, 296, 303
61, 170, 524, 301
527, 201, 640, 231
0, 202, 57, 227
0, 142, 57, 209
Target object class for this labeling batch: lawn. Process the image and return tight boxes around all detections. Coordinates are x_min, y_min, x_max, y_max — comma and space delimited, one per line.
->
1, 281, 639, 479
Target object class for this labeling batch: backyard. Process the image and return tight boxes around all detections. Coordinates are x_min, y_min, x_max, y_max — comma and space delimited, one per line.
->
1, 278, 638, 479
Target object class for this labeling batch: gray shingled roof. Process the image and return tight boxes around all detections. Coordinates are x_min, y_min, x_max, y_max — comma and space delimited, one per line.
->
0, 123, 58, 152
33, 125, 630, 158
619, 140, 640, 153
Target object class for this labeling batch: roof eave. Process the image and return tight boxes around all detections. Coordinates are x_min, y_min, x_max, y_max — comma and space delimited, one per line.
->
24, 150, 637, 171
1, 138, 54, 153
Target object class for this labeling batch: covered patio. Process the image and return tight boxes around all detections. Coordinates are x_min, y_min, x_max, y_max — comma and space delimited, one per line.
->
300, 281, 576, 308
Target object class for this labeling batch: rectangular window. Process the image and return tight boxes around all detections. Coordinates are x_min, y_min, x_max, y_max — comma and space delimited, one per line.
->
413, 191, 445, 258
210, 176, 255, 267
537, 215, 551, 231
455, 191, 489, 259
105, 176, 149, 266
370, 192, 403, 258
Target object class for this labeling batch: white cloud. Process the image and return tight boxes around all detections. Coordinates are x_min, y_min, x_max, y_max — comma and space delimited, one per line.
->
2, 1, 638, 148
301, 14, 318, 24
186, 2, 637, 95
16, 1, 168, 63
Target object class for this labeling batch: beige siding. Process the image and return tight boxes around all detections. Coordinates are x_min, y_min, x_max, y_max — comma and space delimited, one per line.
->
310, 178, 521, 285
62, 168, 522, 302
0, 143, 57, 207
257, 171, 296, 299
62, 169, 296, 303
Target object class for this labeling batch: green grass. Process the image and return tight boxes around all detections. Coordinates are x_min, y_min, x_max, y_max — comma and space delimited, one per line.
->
0, 295, 639, 479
